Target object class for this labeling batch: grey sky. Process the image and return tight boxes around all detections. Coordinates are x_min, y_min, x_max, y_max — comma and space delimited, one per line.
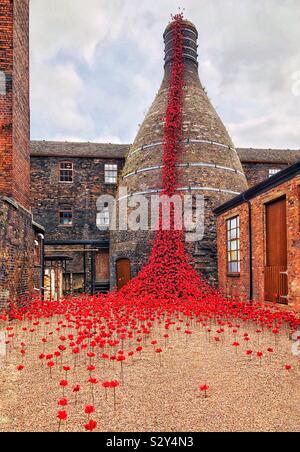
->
30, 0, 300, 149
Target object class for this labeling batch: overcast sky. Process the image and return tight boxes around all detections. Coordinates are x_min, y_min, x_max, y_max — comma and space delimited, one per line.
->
30, 0, 300, 149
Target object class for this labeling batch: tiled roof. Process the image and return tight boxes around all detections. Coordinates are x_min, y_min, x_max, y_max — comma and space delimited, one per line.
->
236, 148, 300, 164
30, 141, 130, 159
30, 141, 300, 164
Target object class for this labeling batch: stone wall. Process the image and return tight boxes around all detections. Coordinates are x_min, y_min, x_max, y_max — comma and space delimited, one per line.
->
242, 162, 289, 187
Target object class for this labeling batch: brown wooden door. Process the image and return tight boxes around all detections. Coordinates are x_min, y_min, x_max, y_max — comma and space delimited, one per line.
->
116, 259, 131, 290
264, 197, 288, 304
95, 250, 109, 281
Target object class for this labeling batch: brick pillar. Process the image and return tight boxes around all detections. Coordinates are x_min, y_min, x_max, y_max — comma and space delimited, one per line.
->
0, 0, 30, 208
0, 1, 35, 306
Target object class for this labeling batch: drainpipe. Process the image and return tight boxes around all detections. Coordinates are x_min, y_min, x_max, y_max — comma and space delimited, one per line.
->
38, 233, 45, 300
243, 196, 253, 302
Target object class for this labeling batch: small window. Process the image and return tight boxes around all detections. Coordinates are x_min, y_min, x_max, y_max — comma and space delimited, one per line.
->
97, 202, 110, 228
227, 216, 241, 274
34, 239, 41, 266
269, 168, 280, 178
60, 162, 73, 183
59, 209, 73, 226
105, 164, 118, 184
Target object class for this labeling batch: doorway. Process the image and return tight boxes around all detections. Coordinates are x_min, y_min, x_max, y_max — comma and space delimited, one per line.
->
95, 250, 110, 282
264, 197, 288, 304
116, 258, 131, 290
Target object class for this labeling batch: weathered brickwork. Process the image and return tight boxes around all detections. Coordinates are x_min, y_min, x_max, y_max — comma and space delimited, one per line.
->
242, 162, 289, 187
30, 155, 123, 290
0, 0, 30, 209
217, 168, 300, 311
0, 198, 37, 306
0, 1, 40, 305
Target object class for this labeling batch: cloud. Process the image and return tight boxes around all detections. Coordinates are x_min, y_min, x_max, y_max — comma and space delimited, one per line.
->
30, 0, 300, 149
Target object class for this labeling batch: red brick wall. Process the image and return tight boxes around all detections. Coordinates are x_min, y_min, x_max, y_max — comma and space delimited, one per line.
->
217, 174, 300, 310
217, 204, 250, 302
0, 0, 30, 210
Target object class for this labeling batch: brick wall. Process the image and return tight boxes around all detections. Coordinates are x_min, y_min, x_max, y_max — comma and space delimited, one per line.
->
0, 0, 30, 209
217, 173, 300, 311
0, 198, 35, 306
30, 156, 123, 242
242, 162, 289, 187
31, 155, 123, 290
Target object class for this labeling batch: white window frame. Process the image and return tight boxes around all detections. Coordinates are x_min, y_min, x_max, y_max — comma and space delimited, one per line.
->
105, 164, 118, 184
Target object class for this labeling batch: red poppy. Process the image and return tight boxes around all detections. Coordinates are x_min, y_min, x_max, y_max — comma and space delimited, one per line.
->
57, 411, 68, 421
58, 399, 68, 407
85, 419, 97, 432
85, 406, 95, 415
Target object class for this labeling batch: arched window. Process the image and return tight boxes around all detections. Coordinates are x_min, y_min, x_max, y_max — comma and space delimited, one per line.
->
116, 258, 131, 290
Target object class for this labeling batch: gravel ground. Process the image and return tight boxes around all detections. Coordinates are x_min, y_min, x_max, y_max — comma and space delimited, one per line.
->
0, 320, 299, 432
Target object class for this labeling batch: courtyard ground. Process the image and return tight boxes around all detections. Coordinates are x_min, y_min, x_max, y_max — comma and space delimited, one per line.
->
0, 316, 299, 433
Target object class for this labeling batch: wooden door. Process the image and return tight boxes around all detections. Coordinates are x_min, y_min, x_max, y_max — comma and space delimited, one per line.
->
116, 259, 131, 290
95, 250, 109, 282
264, 197, 288, 304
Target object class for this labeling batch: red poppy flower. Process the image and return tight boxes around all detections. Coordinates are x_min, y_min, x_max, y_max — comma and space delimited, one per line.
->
60, 380, 68, 388
58, 398, 68, 407
285, 364, 292, 371
73, 384, 81, 393
17, 365, 24, 372
85, 419, 97, 432
85, 406, 95, 415
57, 411, 68, 421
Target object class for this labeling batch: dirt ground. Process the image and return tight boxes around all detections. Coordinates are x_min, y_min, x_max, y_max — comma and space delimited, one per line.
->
0, 320, 299, 432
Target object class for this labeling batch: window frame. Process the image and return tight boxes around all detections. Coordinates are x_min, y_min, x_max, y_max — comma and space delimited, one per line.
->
59, 161, 74, 184
97, 202, 110, 229
269, 168, 280, 178
226, 215, 241, 276
59, 208, 73, 227
104, 164, 118, 185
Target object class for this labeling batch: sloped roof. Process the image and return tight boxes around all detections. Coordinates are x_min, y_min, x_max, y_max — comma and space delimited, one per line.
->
30, 140, 130, 159
236, 148, 300, 164
30, 141, 300, 164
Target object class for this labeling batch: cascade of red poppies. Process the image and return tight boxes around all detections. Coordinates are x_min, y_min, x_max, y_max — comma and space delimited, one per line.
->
116, 14, 213, 300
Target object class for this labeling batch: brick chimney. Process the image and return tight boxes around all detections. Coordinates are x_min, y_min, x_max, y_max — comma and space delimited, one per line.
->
111, 19, 248, 287
0, 0, 30, 210
0, 1, 36, 305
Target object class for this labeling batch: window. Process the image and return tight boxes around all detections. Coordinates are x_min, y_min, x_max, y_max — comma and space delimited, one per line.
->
97, 202, 110, 228
59, 208, 73, 226
227, 216, 241, 274
269, 168, 280, 178
34, 239, 41, 266
60, 162, 73, 183
105, 164, 118, 184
